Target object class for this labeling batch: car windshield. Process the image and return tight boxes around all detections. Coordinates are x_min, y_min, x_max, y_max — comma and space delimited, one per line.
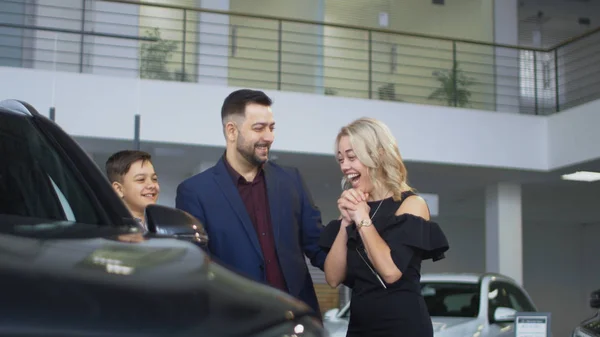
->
0, 111, 104, 234
421, 282, 480, 318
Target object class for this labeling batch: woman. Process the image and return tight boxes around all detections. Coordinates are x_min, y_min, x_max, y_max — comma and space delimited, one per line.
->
319, 117, 449, 337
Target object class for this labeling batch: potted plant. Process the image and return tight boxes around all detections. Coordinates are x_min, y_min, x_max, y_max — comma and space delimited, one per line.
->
139, 27, 178, 81
428, 62, 474, 107
378, 83, 396, 101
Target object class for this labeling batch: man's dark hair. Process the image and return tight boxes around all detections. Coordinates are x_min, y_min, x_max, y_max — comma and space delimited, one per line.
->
221, 89, 272, 123
105, 150, 152, 183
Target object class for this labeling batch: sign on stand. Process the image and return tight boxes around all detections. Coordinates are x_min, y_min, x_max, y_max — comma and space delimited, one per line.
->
515, 312, 552, 337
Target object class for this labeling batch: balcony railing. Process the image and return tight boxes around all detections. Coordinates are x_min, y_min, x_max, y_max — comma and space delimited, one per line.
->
1, 0, 599, 115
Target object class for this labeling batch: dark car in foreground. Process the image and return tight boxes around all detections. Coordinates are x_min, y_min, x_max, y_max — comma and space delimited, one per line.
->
0, 99, 325, 337
571, 289, 600, 337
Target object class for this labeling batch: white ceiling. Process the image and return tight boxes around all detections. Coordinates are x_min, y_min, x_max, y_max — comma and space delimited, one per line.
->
518, 0, 600, 47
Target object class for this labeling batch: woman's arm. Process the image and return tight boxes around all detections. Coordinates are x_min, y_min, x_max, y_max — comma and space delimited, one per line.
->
357, 196, 430, 284
324, 190, 364, 288
324, 219, 350, 288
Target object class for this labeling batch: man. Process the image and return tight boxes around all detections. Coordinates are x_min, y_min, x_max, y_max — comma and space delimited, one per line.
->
176, 89, 326, 315
105, 150, 160, 229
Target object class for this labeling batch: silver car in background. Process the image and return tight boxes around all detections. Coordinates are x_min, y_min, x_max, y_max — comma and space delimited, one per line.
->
323, 273, 537, 337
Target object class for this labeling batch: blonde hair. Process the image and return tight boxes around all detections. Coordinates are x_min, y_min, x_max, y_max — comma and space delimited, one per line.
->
336, 117, 413, 201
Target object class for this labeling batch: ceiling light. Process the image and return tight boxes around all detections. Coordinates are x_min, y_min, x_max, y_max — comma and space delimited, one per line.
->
561, 171, 600, 182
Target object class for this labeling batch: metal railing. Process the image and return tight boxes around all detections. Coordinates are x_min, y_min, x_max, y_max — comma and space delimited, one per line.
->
1, 0, 599, 115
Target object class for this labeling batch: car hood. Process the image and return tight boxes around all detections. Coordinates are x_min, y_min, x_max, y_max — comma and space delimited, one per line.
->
431, 316, 478, 332
0, 232, 313, 336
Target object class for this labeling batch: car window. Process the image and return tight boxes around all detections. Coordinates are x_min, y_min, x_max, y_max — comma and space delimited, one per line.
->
504, 283, 536, 312
421, 282, 480, 318
488, 281, 535, 322
0, 112, 101, 227
488, 282, 508, 321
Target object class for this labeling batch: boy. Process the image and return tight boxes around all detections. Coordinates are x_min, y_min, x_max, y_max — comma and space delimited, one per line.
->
105, 150, 160, 228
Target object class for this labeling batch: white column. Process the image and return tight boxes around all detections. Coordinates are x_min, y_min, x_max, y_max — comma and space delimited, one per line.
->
196, 0, 230, 85
494, 0, 520, 113
420, 193, 439, 217
485, 182, 523, 285
314, 0, 325, 94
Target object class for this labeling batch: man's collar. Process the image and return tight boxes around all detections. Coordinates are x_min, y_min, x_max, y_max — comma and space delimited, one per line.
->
222, 151, 264, 183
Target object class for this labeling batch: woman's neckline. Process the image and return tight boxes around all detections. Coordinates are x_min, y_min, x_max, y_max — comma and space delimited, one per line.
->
367, 196, 394, 205
367, 191, 413, 205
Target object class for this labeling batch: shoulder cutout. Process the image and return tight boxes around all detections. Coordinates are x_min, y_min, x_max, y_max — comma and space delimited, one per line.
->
395, 195, 430, 220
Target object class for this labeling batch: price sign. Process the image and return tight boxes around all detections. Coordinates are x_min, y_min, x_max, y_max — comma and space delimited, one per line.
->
515, 312, 552, 337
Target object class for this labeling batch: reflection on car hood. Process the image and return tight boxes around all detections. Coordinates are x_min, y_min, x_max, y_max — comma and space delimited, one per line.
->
323, 319, 349, 337
431, 317, 477, 332
0, 232, 312, 336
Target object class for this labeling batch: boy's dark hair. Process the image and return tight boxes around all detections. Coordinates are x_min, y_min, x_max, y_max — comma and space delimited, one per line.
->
105, 150, 152, 183
221, 89, 272, 123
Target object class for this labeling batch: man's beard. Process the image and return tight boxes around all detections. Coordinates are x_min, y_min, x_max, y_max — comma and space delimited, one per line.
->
237, 139, 270, 167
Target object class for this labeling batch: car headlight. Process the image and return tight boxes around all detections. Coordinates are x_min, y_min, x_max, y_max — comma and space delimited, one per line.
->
252, 315, 329, 337
572, 327, 594, 337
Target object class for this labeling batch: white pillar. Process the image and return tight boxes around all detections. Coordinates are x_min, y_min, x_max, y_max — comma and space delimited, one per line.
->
420, 193, 439, 217
196, 0, 230, 85
314, 0, 325, 94
494, 0, 520, 113
485, 182, 523, 285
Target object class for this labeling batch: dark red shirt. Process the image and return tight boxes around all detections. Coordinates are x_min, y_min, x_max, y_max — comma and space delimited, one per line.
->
223, 156, 287, 292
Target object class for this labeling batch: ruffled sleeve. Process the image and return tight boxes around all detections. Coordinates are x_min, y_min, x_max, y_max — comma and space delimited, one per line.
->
318, 219, 342, 253
376, 214, 449, 273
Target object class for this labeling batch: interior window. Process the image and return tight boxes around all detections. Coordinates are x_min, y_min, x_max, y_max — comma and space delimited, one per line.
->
0, 112, 101, 226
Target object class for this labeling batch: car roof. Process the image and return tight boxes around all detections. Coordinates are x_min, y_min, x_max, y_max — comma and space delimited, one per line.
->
421, 272, 518, 284
0, 99, 36, 117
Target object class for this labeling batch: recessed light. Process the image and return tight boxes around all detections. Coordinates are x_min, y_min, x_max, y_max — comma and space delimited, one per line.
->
561, 171, 600, 182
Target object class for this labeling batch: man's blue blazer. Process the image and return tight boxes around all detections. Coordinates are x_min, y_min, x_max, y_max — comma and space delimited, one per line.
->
175, 157, 327, 314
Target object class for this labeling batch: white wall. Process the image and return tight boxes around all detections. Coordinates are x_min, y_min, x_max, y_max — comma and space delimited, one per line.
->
547, 99, 600, 169
88, 0, 140, 78
557, 32, 600, 111
3, 67, 600, 171
0, 66, 550, 171
494, 0, 520, 114
30, 0, 140, 77
32, 0, 84, 73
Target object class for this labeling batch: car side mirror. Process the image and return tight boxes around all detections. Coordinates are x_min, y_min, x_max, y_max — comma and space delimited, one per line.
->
145, 204, 208, 248
590, 289, 600, 309
323, 308, 340, 321
493, 307, 517, 323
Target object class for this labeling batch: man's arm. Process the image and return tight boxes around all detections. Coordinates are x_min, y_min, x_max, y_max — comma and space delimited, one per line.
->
175, 181, 207, 228
294, 168, 327, 271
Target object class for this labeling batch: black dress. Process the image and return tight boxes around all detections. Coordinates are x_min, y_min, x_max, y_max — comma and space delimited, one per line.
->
319, 191, 449, 337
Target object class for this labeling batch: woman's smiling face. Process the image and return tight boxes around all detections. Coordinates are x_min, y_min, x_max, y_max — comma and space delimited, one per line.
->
337, 135, 373, 194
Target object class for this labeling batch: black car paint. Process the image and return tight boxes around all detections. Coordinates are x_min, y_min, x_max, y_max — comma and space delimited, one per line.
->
573, 289, 600, 337
0, 101, 322, 336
